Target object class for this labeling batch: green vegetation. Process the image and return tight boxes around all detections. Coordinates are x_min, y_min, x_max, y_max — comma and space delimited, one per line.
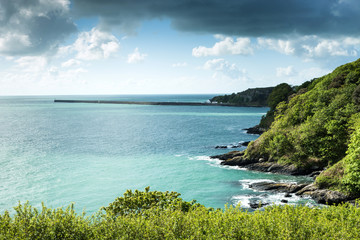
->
210, 83, 295, 130
244, 58, 360, 195
1, 188, 360, 239
102, 186, 203, 216
259, 83, 294, 130
210, 87, 274, 107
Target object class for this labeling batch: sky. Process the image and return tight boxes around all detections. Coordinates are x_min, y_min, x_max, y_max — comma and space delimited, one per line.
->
1, 0, 360, 95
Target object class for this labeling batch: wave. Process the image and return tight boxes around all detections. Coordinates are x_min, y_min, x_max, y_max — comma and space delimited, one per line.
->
238, 179, 275, 191
232, 178, 317, 209
231, 191, 314, 209
190, 156, 247, 171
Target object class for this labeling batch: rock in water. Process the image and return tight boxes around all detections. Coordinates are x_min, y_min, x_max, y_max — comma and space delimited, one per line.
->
249, 201, 269, 209
243, 125, 265, 135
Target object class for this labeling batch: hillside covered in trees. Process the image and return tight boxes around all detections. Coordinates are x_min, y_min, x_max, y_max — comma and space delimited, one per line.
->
238, 58, 360, 195
210, 83, 298, 130
210, 87, 274, 107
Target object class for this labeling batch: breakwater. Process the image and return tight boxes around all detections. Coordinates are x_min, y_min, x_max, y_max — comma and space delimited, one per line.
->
54, 99, 237, 106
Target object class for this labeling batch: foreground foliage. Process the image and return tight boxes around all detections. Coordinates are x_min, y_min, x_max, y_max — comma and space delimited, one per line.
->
245, 58, 360, 194
1, 188, 360, 239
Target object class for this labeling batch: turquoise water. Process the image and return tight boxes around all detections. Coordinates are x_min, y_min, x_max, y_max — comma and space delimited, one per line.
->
0, 95, 314, 214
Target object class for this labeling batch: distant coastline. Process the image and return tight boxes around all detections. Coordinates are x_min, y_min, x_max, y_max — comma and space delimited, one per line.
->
54, 99, 266, 107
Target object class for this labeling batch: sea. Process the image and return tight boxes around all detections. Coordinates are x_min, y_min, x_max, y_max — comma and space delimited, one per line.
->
0, 94, 316, 214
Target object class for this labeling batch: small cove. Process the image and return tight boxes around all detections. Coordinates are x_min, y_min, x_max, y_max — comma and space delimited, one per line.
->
0, 95, 316, 214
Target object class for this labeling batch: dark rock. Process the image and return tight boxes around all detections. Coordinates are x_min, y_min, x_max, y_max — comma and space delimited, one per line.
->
284, 193, 292, 198
248, 181, 354, 206
311, 189, 350, 205
215, 142, 251, 149
243, 125, 265, 135
295, 184, 318, 196
246, 162, 322, 176
249, 201, 269, 209
281, 199, 288, 203
210, 151, 244, 160
215, 145, 228, 149
221, 156, 258, 166
249, 182, 308, 193
308, 171, 322, 179
288, 184, 308, 193
294, 183, 354, 205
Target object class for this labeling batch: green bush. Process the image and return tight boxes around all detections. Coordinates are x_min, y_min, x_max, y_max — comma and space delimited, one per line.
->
341, 116, 360, 194
1, 189, 360, 239
102, 186, 203, 217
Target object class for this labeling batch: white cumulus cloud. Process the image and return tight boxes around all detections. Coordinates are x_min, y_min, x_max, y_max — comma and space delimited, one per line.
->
73, 28, 120, 60
61, 59, 82, 68
203, 58, 247, 80
127, 48, 147, 64
302, 38, 357, 58
258, 36, 360, 60
257, 38, 295, 55
193, 35, 253, 57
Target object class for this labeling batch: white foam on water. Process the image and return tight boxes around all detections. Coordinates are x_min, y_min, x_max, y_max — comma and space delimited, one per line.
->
238, 179, 275, 190
231, 192, 309, 209
191, 156, 248, 171
231, 195, 252, 208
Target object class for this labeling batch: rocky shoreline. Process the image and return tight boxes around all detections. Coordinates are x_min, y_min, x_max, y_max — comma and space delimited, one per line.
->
243, 125, 265, 135
210, 150, 357, 208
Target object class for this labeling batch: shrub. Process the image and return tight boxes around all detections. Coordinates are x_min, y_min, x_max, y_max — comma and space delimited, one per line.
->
342, 122, 360, 194
352, 84, 360, 106
328, 74, 346, 89
1, 193, 360, 239
102, 187, 203, 217
267, 83, 294, 110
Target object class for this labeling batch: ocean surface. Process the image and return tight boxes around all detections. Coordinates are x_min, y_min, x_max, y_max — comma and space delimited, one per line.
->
0, 95, 315, 214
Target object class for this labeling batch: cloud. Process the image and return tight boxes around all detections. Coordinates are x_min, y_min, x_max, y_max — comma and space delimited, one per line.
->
127, 48, 147, 64
0, 0, 76, 56
3, 55, 88, 93
193, 35, 253, 57
283, 67, 331, 86
203, 58, 247, 80
172, 62, 188, 67
302, 38, 359, 58
276, 66, 296, 77
73, 28, 120, 60
298, 67, 331, 82
258, 36, 360, 60
72, 0, 360, 38
15, 56, 48, 73
257, 38, 295, 55
61, 59, 82, 68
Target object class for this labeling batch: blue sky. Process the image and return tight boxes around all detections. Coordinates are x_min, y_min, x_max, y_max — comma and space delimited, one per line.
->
0, 0, 360, 95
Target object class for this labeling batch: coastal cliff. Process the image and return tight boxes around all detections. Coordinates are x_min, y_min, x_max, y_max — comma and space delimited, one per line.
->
212, 58, 360, 205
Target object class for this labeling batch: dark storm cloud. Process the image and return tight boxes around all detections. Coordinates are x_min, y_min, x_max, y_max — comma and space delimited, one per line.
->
0, 0, 76, 56
72, 0, 360, 37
